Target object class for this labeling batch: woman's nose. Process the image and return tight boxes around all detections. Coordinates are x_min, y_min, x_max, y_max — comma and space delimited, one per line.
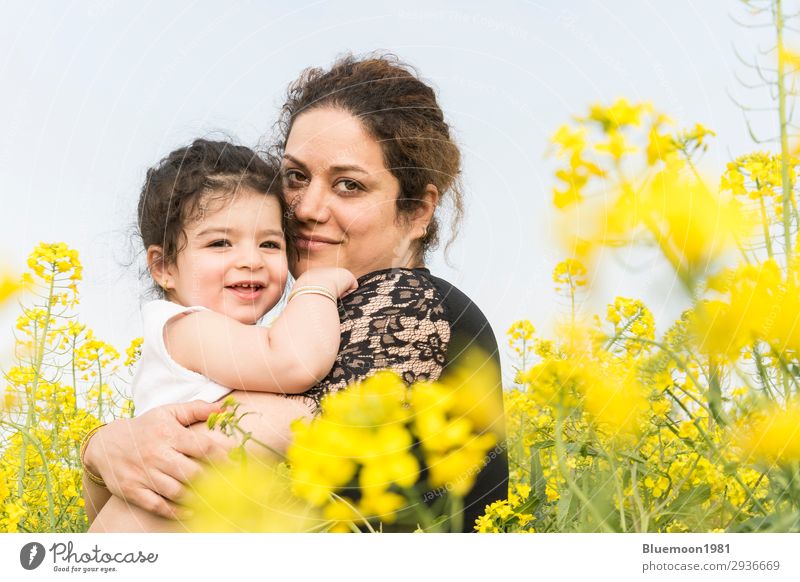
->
290, 182, 330, 224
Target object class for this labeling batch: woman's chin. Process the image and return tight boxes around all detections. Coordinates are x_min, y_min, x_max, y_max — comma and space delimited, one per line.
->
289, 256, 338, 276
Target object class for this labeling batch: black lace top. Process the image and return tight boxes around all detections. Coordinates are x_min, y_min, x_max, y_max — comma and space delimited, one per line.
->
294, 267, 509, 531
298, 267, 451, 411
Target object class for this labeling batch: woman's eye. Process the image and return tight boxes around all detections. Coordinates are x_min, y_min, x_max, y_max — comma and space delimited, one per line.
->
261, 241, 282, 250
282, 169, 307, 188
333, 179, 363, 194
208, 239, 231, 247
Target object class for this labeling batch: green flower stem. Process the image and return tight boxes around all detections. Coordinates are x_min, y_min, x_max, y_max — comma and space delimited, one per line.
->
450, 495, 464, 533
723, 471, 768, 530
96, 360, 103, 422
758, 187, 775, 259
17, 270, 57, 502
629, 462, 650, 532
554, 411, 615, 532
667, 388, 768, 515
1, 419, 56, 529
771, 351, 800, 397
328, 491, 376, 534
604, 452, 628, 532
775, 0, 794, 263
748, 347, 779, 401
401, 486, 437, 531
623, 335, 727, 424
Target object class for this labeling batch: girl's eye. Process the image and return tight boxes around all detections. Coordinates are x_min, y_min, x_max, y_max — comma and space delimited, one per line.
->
209, 239, 231, 247
282, 169, 308, 188
261, 241, 282, 250
333, 179, 363, 194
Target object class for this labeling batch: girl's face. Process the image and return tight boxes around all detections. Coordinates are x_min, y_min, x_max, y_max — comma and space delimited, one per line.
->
153, 189, 288, 325
281, 107, 428, 279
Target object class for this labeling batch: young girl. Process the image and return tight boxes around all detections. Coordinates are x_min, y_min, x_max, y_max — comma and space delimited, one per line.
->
131, 138, 356, 415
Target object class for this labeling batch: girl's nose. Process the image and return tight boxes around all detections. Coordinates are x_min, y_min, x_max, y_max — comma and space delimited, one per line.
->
236, 245, 263, 270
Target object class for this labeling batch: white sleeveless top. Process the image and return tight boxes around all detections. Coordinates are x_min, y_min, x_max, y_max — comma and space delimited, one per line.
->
131, 300, 232, 416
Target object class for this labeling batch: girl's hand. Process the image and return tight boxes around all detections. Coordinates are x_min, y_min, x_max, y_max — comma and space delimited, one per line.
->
295, 267, 358, 298
82, 400, 230, 520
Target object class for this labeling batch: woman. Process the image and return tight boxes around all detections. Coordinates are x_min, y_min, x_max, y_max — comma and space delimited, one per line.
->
83, 54, 508, 532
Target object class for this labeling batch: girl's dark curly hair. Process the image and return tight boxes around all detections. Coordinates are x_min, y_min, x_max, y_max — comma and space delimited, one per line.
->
137, 139, 285, 298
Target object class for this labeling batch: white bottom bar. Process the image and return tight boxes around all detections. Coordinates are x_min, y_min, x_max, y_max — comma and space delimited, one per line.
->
1, 533, 798, 581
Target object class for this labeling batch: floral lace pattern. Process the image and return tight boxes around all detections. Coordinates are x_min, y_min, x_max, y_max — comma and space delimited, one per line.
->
297, 268, 451, 412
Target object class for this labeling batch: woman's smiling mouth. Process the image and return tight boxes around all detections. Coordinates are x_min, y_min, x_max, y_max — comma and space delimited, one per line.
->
295, 234, 341, 251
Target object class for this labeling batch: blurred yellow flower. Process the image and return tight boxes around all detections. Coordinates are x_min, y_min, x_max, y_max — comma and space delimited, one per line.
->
581, 364, 649, 438
185, 461, 318, 532
0, 266, 21, 305
738, 400, 800, 466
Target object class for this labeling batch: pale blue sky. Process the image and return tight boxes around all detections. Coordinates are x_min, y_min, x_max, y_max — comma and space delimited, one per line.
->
0, 0, 785, 379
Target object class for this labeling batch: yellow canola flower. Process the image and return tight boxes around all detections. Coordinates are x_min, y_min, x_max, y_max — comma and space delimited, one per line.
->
605, 297, 655, 342
580, 363, 650, 438
595, 129, 638, 161
691, 260, 800, 360
720, 162, 748, 196
0, 266, 21, 305
2, 502, 26, 532
288, 372, 418, 510
587, 98, 650, 131
647, 126, 676, 166
0, 468, 9, 503
430, 349, 505, 435
426, 432, 497, 497
551, 124, 587, 157
124, 337, 143, 368
507, 319, 535, 344
185, 460, 318, 532
644, 475, 670, 498
321, 371, 410, 427
288, 419, 360, 506
737, 400, 800, 466
553, 258, 587, 296
358, 491, 407, 524
779, 46, 800, 70
26, 242, 82, 283
551, 152, 605, 210
601, 169, 754, 275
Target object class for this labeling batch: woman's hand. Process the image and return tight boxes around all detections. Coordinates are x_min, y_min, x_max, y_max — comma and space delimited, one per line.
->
82, 400, 230, 520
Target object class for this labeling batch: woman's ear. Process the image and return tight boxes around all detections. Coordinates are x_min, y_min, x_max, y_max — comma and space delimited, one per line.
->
146, 245, 172, 290
412, 184, 440, 239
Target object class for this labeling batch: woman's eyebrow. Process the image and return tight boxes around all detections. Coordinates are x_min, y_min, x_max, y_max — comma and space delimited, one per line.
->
329, 164, 368, 175
283, 153, 368, 175
282, 153, 309, 171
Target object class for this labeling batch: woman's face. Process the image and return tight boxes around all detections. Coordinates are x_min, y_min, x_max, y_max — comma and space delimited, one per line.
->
281, 107, 423, 279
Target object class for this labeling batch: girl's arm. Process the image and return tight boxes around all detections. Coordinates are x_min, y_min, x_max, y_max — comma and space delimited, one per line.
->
82, 473, 112, 525
166, 267, 356, 395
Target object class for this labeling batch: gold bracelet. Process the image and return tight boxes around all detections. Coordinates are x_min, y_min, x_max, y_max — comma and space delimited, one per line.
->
80, 423, 107, 488
287, 285, 337, 304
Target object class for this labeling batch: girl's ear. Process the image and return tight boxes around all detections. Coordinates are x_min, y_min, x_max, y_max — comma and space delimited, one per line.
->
412, 184, 440, 240
146, 246, 172, 290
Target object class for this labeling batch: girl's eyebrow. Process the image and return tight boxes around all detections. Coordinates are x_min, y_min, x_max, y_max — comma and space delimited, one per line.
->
283, 153, 368, 175
196, 227, 284, 237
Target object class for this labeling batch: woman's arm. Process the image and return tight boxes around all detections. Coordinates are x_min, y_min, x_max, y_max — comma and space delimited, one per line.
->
166, 267, 356, 395
81, 400, 230, 520
82, 392, 315, 521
